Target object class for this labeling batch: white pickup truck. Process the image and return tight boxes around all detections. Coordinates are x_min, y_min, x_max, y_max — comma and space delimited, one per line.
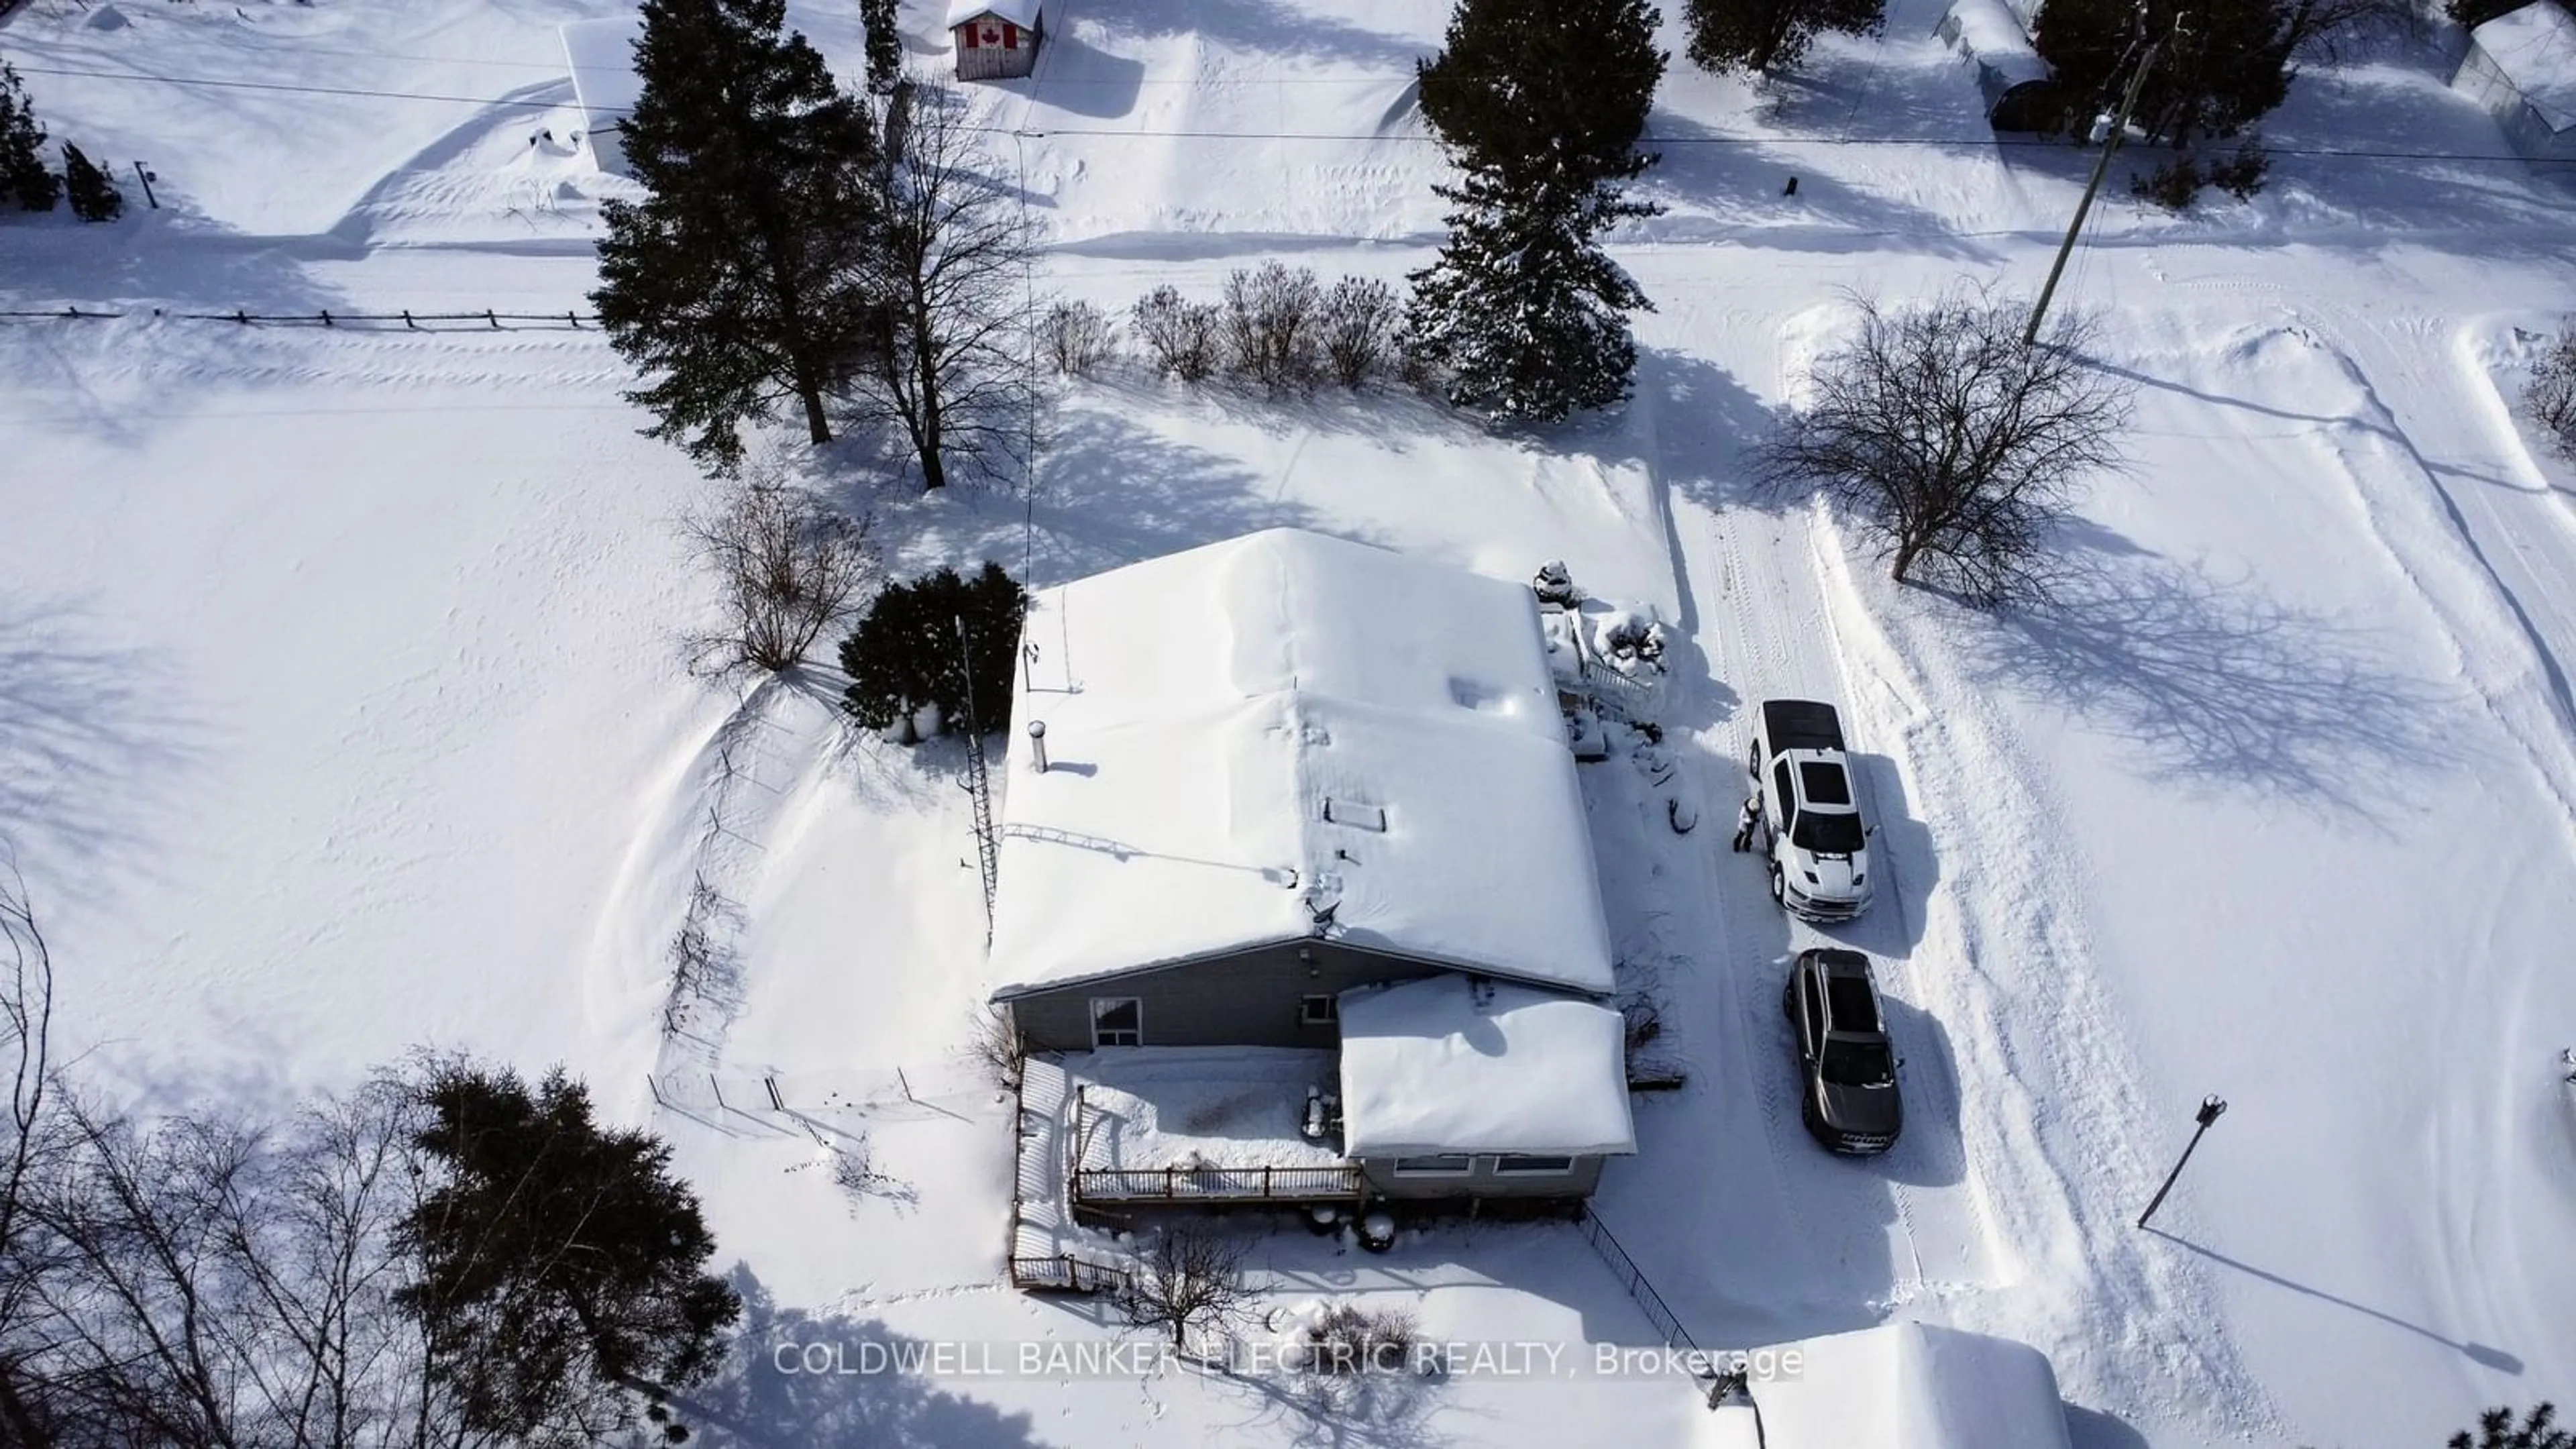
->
1746, 699, 1875, 923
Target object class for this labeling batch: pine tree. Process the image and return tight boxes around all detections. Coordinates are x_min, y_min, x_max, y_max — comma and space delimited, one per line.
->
861, 0, 903, 95
1681, 0, 1886, 76
838, 561, 1027, 735
1, 62, 59, 213
593, 0, 881, 472
2034, 0, 2297, 151
60, 142, 121, 221
396, 1061, 739, 1441
1407, 0, 1665, 423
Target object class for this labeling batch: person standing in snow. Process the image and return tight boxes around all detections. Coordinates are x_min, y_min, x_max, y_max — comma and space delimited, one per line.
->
1731, 794, 1762, 853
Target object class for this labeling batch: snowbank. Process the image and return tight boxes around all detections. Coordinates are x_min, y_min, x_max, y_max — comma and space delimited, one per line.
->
989, 529, 1615, 1000
1745, 1322, 2071, 1448
1337, 976, 1635, 1157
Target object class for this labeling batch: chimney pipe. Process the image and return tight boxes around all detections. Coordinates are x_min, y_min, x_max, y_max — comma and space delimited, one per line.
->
1027, 719, 1049, 773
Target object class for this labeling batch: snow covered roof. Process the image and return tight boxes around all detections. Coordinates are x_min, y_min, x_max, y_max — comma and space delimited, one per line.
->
1937, 0, 2049, 85
2473, 1, 2576, 131
1336, 976, 1634, 1157
1738, 1323, 2072, 1449
987, 529, 1615, 1001
559, 16, 644, 128
947, 0, 1042, 29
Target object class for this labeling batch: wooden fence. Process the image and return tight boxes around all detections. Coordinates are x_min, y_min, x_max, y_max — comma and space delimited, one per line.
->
0, 306, 600, 330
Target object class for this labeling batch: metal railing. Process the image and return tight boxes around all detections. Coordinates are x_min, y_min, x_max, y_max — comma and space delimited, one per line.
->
1071, 1163, 1364, 1204
1575, 1203, 1705, 1362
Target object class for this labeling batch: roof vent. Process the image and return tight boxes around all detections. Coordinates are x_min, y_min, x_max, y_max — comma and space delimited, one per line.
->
1322, 798, 1386, 832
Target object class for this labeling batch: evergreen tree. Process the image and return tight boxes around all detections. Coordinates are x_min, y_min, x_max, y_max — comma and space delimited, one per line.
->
1407, 0, 1665, 423
594, 0, 881, 472
2449, 1403, 2573, 1449
60, 142, 119, 222
861, 0, 903, 95
838, 561, 1026, 735
0, 62, 58, 213
396, 1061, 739, 1442
1681, 0, 1886, 76
2034, 0, 2297, 150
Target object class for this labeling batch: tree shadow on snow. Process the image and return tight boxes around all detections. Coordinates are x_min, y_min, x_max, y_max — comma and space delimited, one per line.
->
1956, 541, 2464, 822
674, 1268, 1059, 1448
0, 594, 207, 908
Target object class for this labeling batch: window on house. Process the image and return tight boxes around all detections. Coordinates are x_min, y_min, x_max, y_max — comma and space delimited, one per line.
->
1491, 1154, 1577, 1175
1299, 994, 1338, 1026
1002, 23, 1018, 48
1391, 1155, 1473, 1177
1090, 997, 1142, 1048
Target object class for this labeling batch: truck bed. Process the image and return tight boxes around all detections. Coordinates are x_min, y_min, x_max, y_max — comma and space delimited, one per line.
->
1760, 698, 1847, 753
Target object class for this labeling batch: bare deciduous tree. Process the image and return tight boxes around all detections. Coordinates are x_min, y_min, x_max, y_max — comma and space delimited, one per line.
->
0, 861, 58, 1445
1318, 276, 1401, 388
1115, 1225, 1249, 1356
967, 1003, 1024, 1093
1766, 288, 2133, 606
1132, 286, 1224, 383
1220, 262, 1324, 393
680, 456, 877, 676
1040, 300, 1117, 376
851, 87, 1038, 490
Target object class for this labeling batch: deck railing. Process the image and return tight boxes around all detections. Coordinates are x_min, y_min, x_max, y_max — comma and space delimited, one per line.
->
1071, 1163, 1364, 1204
1007, 1253, 1132, 1295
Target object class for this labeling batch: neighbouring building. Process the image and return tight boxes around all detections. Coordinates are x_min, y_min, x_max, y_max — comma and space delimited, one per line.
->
2453, 0, 2576, 174
559, 15, 644, 177
949, 0, 1044, 81
989, 528, 1635, 1212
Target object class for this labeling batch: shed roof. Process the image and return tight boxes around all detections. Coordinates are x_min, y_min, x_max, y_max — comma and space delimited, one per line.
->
947, 0, 1042, 28
1336, 976, 1635, 1157
2474, 0, 2576, 130
1729, 1323, 2072, 1448
559, 17, 644, 127
1937, 0, 2050, 86
987, 529, 1615, 1002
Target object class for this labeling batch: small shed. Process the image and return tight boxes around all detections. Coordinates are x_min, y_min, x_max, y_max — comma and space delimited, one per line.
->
1934, 0, 2059, 131
949, 0, 1044, 81
559, 15, 645, 176
2453, 0, 2576, 174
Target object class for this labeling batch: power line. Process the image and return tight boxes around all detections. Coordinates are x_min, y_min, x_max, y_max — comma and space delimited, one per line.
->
10, 60, 2560, 165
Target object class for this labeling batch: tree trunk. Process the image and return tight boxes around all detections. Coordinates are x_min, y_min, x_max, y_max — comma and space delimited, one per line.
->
1889, 535, 1921, 584
916, 315, 947, 490
800, 384, 833, 446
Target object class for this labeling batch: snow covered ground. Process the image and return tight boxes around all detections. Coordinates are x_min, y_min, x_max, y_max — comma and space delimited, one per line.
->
7, 0, 2576, 1444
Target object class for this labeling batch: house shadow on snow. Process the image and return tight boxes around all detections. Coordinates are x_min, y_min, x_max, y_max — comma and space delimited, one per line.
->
1025, 28, 1149, 120
674, 1269, 1058, 1448
1069, 0, 1427, 72
2061, 1401, 2155, 1449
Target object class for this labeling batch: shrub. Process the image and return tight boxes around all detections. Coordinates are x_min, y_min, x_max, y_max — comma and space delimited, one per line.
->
1041, 299, 1118, 376
1301, 1303, 1419, 1375
1318, 276, 1400, 388
837, 561, 1027, 736
2131, 154, 2202, 209
1220, 261, 1324, 392
61, 141, 121, 222
2523, 321, 2576, 454
1132, 285, 1224, 382
1, 61, 59, 213
2204, 142, 2270, 200
678, 460, 877, 676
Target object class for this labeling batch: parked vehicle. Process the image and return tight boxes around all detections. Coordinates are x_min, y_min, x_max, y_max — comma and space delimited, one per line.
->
1781, 947, 1903, 1155
1746, 699, 1874, 922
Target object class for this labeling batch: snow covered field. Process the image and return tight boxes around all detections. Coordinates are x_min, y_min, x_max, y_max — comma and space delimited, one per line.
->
6, 0, 2576, 1444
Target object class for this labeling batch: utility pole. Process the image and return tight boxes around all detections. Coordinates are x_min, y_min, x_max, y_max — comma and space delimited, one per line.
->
2137, 1094, 2226, 1230
2024, 37, 2161, 346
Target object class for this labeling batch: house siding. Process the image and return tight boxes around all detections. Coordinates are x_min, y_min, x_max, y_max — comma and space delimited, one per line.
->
953, 18, 1040, 80
1006, 941, 1454, 1051
1357, 1155, 1607, 1200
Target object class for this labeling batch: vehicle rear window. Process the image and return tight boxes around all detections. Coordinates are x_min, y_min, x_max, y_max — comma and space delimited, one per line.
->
1791, 810, 1866, 854
1799, 761, 1852, 806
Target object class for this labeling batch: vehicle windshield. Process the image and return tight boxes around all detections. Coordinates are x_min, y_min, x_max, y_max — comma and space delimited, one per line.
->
1822, 1039, 1896, 1087
1825, 975, 1882, 1032
1791, 809, 1866, 854
1797, 760, 1852, 806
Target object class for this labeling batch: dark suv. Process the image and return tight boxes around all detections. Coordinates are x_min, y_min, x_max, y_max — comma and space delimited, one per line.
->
1781, 948, 1903, 1155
